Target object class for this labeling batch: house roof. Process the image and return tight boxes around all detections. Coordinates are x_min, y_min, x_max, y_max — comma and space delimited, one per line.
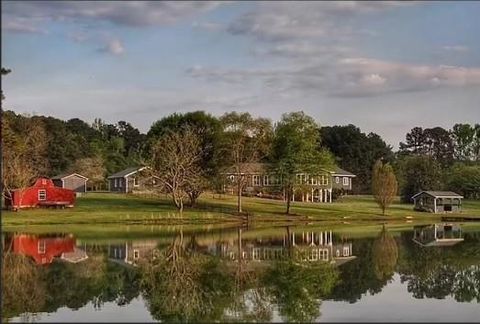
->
330, 167, 356, 177
222, 162, 356, 177
108, 166, 147, 179
412, 191, 464, 199
51, 173, 89, 180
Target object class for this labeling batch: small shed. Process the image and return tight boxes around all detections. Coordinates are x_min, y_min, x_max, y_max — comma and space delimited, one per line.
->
52, 173, 89, 193
5, 178, 76, 211
412, 191, 463, 213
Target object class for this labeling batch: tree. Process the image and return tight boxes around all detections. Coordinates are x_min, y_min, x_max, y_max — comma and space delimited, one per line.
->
395, 155, 443, 203
372, 160, 398, 215
1, 112, 48, 208
148, 111, 223, 204
445, 163, 480, 199
220, 112, 273, 213
272, 112, 334, 214
70, 156, 107, 191
321, 125, 393, 193
151, 127, 203, 213
452, 123, 476, 161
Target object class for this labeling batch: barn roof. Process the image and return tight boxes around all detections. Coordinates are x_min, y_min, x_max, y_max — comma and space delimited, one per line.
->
51, 173, 88, 180
412, 191, 464, 199
107, 166, 148, 179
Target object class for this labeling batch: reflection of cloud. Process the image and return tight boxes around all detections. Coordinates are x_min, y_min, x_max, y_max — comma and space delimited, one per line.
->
2, 1, 223, 27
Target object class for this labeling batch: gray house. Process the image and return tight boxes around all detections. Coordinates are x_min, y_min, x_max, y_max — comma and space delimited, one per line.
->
222, 163, 356, 203
51, 173, 88, 193
412, 191, 463, 213
108, 166, 160, 193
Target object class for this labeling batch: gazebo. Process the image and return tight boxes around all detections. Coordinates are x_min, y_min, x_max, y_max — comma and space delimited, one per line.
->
412, 191, 463, 213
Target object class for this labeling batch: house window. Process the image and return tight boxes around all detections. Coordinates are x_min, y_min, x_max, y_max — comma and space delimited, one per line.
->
343, 177, 349, 186
253, 175, 261, 186
41, 179, 47, 185
335, 176, 340, 184
114, 178, 118, 188
133, 250, 140, 259
321, 175, 329, 185
311, 176, 318, 185
228, 175, 235, 182
38, 240, 46, 254
38, 189, 46, 201
343, 246, 350, 256
263, 175, 270, 186
133, 177, 139, 187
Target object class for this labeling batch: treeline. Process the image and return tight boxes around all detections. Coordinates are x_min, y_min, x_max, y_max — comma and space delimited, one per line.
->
2, 109, 480, 204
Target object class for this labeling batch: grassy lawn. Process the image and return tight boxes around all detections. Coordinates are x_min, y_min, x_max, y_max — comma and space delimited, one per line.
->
2, 192, 479, 228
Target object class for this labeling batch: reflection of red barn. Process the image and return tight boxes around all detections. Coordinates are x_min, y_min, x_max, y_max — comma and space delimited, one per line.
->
9, 234, 76, 265
5, 178, 76, 211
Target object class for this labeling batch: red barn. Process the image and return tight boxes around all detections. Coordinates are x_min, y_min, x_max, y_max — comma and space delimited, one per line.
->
8, 233, 76, 265
5, 178, 76, 211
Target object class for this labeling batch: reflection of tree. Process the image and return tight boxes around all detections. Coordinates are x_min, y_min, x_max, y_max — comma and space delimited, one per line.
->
140, 229, 234, 322
328, 237, 390, 303
263, 261, 339, 323
225, 228, 273, 322
372, 226, 398, 281
397, 231, 480, 303
1, 253, 46, 319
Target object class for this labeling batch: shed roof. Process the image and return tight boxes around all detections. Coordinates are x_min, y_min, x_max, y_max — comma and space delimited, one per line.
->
51, 173, 88, 180
222, 162, 356, 177
107, 166, 148, 179
412, 191, 464, 199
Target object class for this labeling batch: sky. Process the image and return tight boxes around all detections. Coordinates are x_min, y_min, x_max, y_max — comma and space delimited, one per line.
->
2, 1, 480, 149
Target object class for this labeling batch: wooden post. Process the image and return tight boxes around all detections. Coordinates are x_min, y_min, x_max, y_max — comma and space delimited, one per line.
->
434, 198, 437, 213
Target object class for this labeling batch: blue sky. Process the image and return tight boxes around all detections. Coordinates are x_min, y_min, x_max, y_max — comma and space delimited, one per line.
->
2, 1, 480, 148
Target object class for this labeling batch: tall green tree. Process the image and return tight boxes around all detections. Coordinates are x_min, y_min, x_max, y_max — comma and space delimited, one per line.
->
445, 163, 480, 199
372, 160, 398, 216
321, 125, 393, 193
395, 155, 443, 203
272, 112, 334, 214
220, 112, 273, 213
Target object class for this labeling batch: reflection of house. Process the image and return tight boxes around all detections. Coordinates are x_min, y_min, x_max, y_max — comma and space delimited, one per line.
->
6, 233, 80, 265
5, 178, 76, 211
412, 191, 463, 213
212, 230, 356, 266
108, 240, 158, 266
107, 166, 161, 193
413, 223, 464, 247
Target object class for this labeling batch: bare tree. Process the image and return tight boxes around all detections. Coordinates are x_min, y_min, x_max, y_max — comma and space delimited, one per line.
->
220, 112, 273, 214
71, 156, 106, 191
151, 127, 203, 213
1, 115, 48, 209
372, 159, 398, 216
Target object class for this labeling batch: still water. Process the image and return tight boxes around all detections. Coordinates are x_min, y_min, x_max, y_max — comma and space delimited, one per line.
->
2, 223, 479, 322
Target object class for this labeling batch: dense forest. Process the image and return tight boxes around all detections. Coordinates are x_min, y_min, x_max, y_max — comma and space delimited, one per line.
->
2, 108, 479, 201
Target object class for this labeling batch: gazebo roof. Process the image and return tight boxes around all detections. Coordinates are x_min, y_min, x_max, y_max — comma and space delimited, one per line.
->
412, 191, 464, 199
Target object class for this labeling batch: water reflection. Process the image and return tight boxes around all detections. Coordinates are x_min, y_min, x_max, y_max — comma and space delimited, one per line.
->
2, 223, 479, 322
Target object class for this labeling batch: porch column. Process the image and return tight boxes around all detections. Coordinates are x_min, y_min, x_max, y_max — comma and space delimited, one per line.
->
329, 189, 332, 203
320, 189, 323, 203
434, 198, 437, 213
311, 188, 314, 202
319, 231, 323, 245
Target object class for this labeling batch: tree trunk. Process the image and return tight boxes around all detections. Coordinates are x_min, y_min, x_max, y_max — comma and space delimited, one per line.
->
237, 179, 242, 214
286, 187, 291, 214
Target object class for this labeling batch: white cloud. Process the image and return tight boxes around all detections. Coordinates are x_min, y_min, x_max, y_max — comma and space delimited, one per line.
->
2, 17, 47, 34
98, 39, 125, 55
442, 45, 469, 53
187, 58, 480, 98
2, 1, 224, 28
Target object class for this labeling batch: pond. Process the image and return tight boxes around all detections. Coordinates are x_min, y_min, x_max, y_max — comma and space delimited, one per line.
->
2, 223, 480, 322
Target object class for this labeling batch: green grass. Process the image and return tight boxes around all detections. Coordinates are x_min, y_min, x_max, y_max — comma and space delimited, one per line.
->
2, 192, 479, 229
